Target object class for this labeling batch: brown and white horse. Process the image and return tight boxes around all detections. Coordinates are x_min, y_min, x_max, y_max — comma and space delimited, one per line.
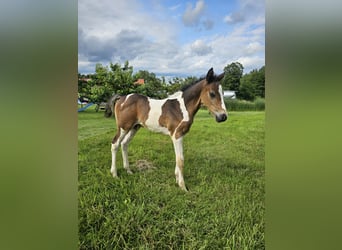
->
105, 68, 227, 191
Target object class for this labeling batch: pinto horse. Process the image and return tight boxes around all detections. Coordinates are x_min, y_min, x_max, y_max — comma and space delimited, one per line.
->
105, 68, 227, 191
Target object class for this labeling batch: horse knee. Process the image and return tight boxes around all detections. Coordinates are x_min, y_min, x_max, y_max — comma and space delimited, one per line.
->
111, 143, 120, 152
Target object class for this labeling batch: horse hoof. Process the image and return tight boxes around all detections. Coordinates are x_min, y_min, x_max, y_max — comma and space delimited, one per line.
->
179, 184, 188, 192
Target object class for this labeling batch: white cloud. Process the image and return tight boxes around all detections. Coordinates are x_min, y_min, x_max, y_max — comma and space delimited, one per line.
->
224, 0, 265, 26
224, 12, 245, 24
245, 42, 264, 54
202, 19, 214, 30
182, 0, 206, 27
169, 3, 182, 11
191, 40, 213, 56
181, 0, 214, 30
236, 56, 264, 71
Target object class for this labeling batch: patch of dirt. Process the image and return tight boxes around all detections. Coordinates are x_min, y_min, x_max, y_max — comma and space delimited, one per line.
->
135, 160, 156, 172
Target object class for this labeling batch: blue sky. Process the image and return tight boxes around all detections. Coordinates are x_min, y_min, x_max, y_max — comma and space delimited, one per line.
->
78, 0, 264, 77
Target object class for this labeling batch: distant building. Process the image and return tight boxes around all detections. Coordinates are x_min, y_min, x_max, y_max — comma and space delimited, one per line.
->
78, 78, 91, 82
134, 79, 145, 85
223, 90, 236, 99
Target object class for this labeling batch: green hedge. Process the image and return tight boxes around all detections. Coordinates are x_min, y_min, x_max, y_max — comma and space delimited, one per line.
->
224, 97, 265, 111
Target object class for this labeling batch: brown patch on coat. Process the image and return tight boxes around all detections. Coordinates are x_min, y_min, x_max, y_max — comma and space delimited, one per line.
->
159, 99, 183, 136
115, 94, 150, 131
174, 121, 192, 139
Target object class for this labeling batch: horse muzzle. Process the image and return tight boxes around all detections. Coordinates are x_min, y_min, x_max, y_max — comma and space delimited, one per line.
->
215, 113, 227, 122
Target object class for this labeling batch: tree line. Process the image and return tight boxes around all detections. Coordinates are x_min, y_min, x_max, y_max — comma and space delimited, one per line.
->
222, 62, 265, 100
78, 61, 265, 104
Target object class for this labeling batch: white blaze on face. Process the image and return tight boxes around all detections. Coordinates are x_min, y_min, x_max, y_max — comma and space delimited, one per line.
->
218, 85, 227, 111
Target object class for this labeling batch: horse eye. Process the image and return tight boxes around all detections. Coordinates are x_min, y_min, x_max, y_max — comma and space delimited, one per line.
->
209, 91, 216, 98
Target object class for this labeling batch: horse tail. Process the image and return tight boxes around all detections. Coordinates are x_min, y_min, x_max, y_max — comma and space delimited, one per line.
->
104, 94, 121, 118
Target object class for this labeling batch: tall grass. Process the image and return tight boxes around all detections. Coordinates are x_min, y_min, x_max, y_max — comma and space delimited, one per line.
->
225, 98, 265, 111
78, 108, 265, 249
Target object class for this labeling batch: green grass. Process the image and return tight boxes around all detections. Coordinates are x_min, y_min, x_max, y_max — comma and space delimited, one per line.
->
78, 107, 265, 249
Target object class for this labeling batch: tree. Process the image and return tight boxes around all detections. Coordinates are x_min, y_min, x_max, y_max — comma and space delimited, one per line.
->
88, 63, 110, 104
254, 66, 265, 98
222, 62, 244, 92
239, 73, 255, 101
109, 61, 135, 95
133, 70, 167, 98
78, 73, 92, 100
167, 77, 184, 95
238, 66, 265, 100
183, 76, 199, 86
87, 61, 136, 104
165, 76, 198, 95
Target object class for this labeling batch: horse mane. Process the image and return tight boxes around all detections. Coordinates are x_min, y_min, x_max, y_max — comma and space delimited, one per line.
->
181, 76, 205, 92
181, 70, 223, 92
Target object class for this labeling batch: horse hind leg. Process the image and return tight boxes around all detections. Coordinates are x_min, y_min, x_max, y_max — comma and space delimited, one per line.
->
121, 125, 140, 174
111, 128, 127, 177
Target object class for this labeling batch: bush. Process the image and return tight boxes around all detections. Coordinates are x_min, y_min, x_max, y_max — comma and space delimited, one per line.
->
224, 98, 265, 111
254, 97, 265, 111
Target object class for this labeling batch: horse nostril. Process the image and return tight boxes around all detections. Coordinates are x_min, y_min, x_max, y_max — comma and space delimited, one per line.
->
216, 113, 227, 122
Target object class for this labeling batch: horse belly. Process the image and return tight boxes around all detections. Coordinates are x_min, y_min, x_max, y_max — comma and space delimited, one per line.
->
145, 122, 170, 135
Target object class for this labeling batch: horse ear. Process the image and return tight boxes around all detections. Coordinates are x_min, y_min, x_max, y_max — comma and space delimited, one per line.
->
206, 68, 214, 83
216, 72, 225, 81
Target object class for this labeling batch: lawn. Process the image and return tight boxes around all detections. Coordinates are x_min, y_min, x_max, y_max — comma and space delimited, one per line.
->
78, 107, 265, 249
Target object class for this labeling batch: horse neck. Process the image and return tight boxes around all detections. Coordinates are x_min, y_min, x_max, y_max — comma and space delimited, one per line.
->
181, 79, 205, 119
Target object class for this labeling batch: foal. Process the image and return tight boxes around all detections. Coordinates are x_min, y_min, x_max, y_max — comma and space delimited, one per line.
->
105, 68, 227, 191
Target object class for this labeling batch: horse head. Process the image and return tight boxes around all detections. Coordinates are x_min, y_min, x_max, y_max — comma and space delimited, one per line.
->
200, 68, 227, 122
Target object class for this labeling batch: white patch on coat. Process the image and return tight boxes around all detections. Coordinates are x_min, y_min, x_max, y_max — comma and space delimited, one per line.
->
175, 92, 189, 121
172, 92, 190, 138
144, 98, 170, 135
144, 92, 190, 136
121, 93, 134, 107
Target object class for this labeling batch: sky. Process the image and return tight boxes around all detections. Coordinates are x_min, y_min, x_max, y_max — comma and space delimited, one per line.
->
78, 0, 265, 78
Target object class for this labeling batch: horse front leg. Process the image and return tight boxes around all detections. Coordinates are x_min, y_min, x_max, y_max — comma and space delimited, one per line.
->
172, 136, 188, 191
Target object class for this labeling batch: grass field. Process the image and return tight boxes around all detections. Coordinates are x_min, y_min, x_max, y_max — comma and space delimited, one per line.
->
78, 107, 265, 249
